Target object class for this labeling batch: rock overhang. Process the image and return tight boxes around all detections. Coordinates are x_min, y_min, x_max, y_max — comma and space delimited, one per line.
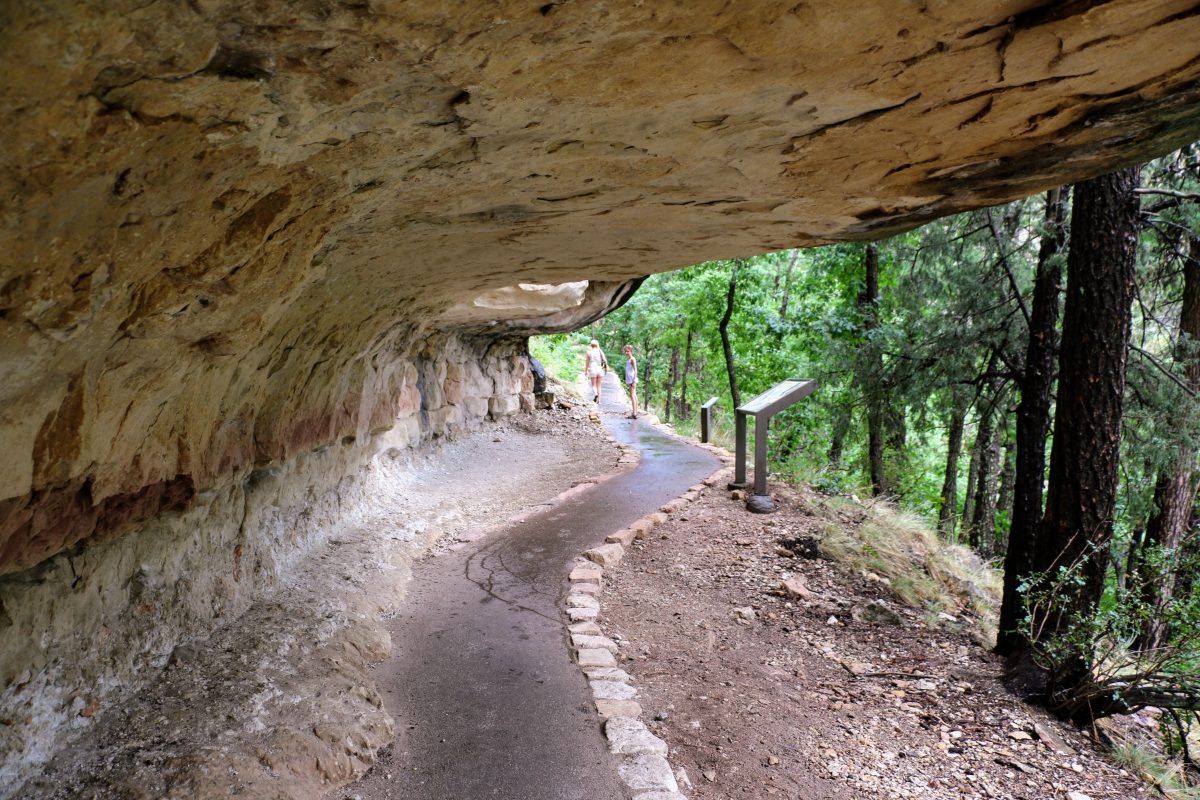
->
1, 0, 1200, 572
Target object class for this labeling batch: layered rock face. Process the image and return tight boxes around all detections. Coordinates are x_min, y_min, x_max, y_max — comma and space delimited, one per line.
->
2, 0, 1200, 791
0, 334, 533, 791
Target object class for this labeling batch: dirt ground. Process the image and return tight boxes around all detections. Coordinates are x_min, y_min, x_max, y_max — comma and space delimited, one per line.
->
600, 481, 1155, 800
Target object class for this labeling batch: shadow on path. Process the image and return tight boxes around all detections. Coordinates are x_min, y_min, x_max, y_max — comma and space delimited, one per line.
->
349, 373, 719, 800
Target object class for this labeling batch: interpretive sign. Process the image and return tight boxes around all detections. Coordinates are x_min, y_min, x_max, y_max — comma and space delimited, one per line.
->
729, 378, 818, 513
739, 379, 817, 417
700, 396, 720, 443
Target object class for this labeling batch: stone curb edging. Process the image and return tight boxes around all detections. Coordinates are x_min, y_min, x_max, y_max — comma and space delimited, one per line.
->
561, 420, 735, 800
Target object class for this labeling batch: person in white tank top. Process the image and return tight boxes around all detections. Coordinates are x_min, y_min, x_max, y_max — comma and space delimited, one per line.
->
583, 339, 608, 403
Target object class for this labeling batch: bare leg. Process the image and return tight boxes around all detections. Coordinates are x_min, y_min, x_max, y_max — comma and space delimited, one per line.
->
629, 384, 638, 417
591, 375, 602, 402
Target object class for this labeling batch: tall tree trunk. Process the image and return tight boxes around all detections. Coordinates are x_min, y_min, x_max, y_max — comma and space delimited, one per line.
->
885, 403, 908, 497
640, 339, 653, 409
1123, 524, 1146, 594
678, 328, 694, 420
1018, 168, 1140, 720
1172, 516, 1198, 600
938, 393, 969, 540
995, 430, 1017, 557
1136, 233, 1200, 651
868, 405, 887, 496
829, 404, 851, 466
858, 245, 889, 496
720, 262, 742, 408
997, 187, 1068, 656
961, 436, 982, 540
778, 250, 800, 320
970, 394, 1002, 555
664, 345, 680, 422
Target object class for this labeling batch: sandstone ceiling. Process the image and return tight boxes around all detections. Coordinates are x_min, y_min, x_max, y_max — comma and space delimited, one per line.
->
2, 0, 1200, 573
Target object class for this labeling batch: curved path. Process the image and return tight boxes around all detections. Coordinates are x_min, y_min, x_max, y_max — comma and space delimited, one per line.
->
349, 374, 719, 800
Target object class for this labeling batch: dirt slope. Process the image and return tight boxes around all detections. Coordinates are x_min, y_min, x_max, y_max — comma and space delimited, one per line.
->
601, 484, 1150, 800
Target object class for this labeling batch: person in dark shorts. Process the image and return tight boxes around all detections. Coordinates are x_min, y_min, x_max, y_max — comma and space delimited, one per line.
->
623, 344, 639, 418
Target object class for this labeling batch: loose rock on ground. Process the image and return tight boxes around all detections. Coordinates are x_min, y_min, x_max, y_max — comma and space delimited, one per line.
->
600, 482, 1152, 800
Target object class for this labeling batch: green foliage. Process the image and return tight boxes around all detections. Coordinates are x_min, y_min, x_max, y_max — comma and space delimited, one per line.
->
603, 256, 828, 423
599, 147, 1200, 567
1013, 540, 1200, 719
603, 206, 1044, 540
529, 332, 588, 387
592, 144, 1200, 732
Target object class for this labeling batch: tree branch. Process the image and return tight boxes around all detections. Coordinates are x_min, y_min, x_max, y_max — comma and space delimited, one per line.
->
1135, 188, 1200, 201
1142, 219, 1195, 268
985, 208, 1032, 328
1130, 344, 1198, 397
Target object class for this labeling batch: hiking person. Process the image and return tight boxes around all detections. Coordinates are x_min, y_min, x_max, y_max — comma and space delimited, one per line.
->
584, 339, 608, 403
623, 344, 639, 418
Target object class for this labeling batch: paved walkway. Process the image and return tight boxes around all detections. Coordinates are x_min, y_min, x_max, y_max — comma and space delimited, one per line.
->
347, 374, 719, 800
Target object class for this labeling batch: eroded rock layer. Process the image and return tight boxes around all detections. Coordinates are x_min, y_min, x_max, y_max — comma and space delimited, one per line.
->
3, 0, 1200, 575
0, 334, 532, 793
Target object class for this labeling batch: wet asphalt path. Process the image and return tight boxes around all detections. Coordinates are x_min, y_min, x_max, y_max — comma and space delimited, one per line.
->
349, 374, 719, 800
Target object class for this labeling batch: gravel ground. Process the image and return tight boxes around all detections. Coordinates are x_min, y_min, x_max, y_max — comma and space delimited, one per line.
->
600, 481, 1154, 800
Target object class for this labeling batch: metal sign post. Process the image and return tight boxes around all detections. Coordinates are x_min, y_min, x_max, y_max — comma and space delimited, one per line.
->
700, 397, 719, 443
729, 410, 749, 488
726, 379, 818, 513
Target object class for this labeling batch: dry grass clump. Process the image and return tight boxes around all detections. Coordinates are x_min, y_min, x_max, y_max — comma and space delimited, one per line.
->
804, 492, 1001, 644
1111, 741, 1200, 799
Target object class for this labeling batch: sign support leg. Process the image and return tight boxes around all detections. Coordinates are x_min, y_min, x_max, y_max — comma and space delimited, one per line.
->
747, 413, 776, 513
728, 411, 748, 489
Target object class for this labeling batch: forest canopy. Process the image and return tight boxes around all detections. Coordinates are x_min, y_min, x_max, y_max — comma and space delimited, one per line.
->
534, 145, 1200, 736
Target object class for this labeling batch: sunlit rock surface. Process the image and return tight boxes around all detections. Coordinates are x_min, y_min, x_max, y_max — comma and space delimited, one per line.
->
2, 0, 1200, 792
